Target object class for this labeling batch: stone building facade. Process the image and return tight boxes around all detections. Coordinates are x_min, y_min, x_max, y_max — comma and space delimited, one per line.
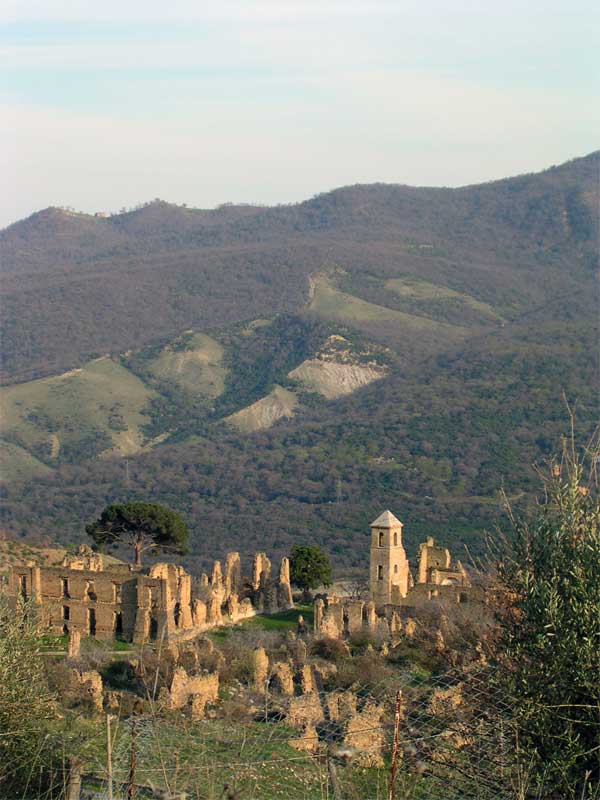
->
369, 510, 470, 607
7, 544, 293, 644
369, 510, 410, 605
315, 509, 474, 639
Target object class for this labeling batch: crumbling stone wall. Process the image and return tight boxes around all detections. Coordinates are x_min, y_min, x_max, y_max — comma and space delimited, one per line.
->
313, 522, 476, 644
271, 661, 294, 696
343, 701, 385, 767
287, 693, 324, 753
66, 669, 103, 713
7, 548, 293, 645
159, 667, 219, 719
251, 647, 270, 693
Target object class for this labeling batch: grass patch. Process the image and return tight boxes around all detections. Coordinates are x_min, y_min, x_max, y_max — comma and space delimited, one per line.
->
385, 277, 504, 322
209, 605, 314, 642
0, 357, 156, 466
246, 604, 314, 631
146, 333, 227, 397
0, 440, 53, 481
310, 276, 457, 330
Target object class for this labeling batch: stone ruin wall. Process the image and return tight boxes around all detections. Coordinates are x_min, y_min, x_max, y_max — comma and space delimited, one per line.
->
59, 632, 390, 766
314, 536, 479, 643
7, 547, 293, 645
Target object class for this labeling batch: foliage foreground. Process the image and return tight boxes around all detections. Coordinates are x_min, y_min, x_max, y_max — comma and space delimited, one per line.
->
1, 439, 599, 799
494, 433, 600, 798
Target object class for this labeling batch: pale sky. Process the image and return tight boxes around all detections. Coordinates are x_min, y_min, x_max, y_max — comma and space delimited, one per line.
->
1, 0, 598, 229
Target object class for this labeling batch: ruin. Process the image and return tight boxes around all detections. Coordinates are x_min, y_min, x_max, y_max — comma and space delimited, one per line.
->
7, 544, 293, 644
314, 510, 475, 639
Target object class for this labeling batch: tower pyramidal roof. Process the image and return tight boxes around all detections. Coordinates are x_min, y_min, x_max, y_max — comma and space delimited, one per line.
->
370, 510, 402, 528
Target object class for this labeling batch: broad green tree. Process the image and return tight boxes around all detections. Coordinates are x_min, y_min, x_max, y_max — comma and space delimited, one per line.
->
495, 436, 600, 797
289, 544, 332, 600
86, 501, 189, 567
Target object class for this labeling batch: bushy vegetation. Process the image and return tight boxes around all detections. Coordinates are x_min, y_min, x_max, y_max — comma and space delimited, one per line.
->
494, 435, 600, 797
0, 597, 66, 796
290, 544, 332, 598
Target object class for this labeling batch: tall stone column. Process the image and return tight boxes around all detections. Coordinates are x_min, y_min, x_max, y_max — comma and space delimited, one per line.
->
277, 557, 293, 609
314, 598, 324, 634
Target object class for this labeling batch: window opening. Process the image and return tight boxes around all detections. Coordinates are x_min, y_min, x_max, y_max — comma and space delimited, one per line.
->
85, 580, 97, 602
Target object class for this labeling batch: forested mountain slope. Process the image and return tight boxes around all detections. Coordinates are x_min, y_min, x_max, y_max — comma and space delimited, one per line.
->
1, 152, 596, 382
0, 153, 597, 572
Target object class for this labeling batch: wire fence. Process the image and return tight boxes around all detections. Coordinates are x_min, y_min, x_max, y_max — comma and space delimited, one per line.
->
57, 663, 521, 800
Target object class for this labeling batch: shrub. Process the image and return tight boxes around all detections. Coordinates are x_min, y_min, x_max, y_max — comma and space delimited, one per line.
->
0, 596, 66, 795
495, 435, 600, 797
310, 636, 348, 663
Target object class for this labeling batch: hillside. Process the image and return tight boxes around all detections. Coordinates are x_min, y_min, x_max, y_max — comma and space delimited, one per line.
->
0, 153, 598, 572
1, 153, 597, 383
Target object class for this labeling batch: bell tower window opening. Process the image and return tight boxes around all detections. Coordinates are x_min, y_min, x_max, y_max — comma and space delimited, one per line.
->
393, 532, 398, 546
377, 565, 383, 580
378, 531, 384, 547
394, 564, 398, 574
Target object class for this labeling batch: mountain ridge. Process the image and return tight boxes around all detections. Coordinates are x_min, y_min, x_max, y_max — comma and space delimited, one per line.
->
3, 149, 597, 238
1, 151, 597, 384
0, 152, 597, 572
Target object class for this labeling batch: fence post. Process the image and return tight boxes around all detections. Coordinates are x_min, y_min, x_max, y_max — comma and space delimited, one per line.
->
388, 690, 402, 800
106, 714, 114, 800
128, 718, 137, 800
327, 747, 343, 800
66, 756, 83, 800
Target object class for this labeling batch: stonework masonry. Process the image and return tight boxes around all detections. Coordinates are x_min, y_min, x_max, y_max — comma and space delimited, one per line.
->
368, 511, 471, 608
7, 544, 293, 644
315, 510, 475, 640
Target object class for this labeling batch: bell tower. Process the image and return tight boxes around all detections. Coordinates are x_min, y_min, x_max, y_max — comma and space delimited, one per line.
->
369, 510, 410, 607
